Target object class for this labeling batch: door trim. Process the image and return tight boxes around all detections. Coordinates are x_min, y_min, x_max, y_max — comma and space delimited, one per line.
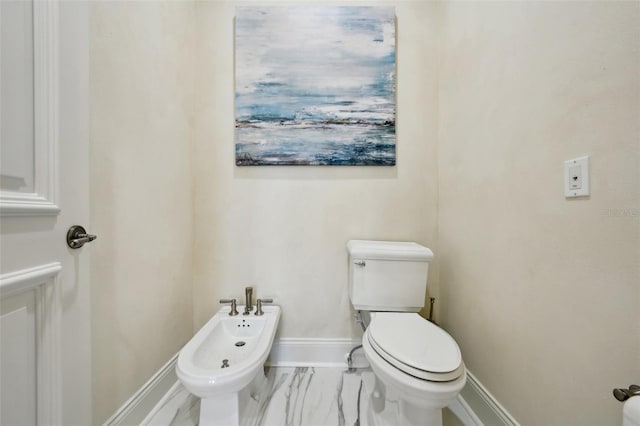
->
0, 0, 59, 216
0, 262, 62, 425
0, 262, 61, 297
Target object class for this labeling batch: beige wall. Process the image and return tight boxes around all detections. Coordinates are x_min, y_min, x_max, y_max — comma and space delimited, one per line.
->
437, 2, 640, 424
88, 1, 640, 424
89, 2, 195, 423
191, 1, 441, 336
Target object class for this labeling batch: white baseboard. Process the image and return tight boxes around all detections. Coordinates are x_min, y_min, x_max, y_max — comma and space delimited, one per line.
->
103, 353, 179, 426
139, 380, 184, 426
458, 371, 520, 426
449, 395, 483, 426
267, 337, 366, 367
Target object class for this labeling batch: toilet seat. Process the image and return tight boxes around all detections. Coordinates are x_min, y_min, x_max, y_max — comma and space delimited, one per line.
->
367, 312, 464, 382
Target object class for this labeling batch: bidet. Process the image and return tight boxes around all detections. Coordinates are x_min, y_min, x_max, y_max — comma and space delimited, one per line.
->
177, 302, 280, 426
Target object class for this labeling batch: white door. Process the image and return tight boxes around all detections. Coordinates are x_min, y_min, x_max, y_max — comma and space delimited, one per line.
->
0, 1, 91, 425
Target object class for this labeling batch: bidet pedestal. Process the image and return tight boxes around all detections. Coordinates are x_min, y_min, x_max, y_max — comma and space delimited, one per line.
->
198, 370, 266, 426
200, 393, 239, 426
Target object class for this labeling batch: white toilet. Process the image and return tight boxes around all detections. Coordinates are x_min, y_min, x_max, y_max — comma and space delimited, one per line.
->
347, 240, 466, 426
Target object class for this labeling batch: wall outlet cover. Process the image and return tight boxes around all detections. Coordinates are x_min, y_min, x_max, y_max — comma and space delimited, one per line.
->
564, 156, 590, 198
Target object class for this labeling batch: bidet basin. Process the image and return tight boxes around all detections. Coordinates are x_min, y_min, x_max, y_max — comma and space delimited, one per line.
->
193, 316, 266, 369
176, 304, 280, 399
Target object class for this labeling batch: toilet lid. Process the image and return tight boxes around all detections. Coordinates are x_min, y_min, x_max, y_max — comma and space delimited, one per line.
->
368, 313, 463, 381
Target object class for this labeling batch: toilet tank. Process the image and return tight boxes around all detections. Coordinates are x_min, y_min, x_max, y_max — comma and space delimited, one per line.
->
347, 240, 434, 312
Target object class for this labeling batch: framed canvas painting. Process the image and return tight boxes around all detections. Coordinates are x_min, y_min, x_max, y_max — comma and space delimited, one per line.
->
235, 6, 396, 166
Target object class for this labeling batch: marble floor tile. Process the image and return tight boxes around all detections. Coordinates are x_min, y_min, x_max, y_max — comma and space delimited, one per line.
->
144, 366, 467, 426
245, 367, 370, 426
143, 382, 199, 426
140, 382, 200, 426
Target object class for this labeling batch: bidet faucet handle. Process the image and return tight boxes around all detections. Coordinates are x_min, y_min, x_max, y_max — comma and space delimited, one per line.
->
219, 299, 239, 316
255, 299, 273, 316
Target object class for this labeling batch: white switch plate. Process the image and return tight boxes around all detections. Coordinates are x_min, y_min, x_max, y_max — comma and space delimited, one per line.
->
564, 156, 590, 198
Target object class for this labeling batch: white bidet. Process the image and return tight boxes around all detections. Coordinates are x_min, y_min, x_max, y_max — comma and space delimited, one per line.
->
176, 304, 280, 426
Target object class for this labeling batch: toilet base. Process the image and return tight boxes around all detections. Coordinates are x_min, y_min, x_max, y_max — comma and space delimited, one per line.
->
367, 374, 444, 426
199, 370, 266, 426
400, 401, 442, 426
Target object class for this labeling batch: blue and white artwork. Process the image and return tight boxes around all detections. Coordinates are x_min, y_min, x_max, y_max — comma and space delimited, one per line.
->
235, 6, 396, 166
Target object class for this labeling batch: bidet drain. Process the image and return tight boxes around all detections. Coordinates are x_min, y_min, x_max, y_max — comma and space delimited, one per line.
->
235, 341, 246, 347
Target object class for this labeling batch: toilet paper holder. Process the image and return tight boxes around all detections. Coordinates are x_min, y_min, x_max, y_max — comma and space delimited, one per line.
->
614, 385, 640, 402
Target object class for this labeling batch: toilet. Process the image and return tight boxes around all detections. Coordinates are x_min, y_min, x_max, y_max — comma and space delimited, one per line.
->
347, 240, 466, 426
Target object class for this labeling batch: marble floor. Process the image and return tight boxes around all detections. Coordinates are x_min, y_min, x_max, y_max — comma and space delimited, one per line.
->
142, 367, 467, 426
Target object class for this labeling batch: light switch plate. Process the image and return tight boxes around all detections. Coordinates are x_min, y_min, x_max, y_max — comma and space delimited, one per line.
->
564, 156, 590, 198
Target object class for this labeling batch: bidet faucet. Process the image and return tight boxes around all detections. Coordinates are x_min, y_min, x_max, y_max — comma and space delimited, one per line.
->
243, 286, 253, 315
255, 298, 273, 316
219, 299, 239, 316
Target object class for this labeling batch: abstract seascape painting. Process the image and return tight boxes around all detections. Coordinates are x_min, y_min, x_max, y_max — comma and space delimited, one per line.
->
235, 7, 396, 166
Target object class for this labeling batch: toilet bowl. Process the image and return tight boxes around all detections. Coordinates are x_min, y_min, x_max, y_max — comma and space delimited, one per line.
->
176, 304, 280, 426
363, 312, 466, 424
347, 240, 466, 426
